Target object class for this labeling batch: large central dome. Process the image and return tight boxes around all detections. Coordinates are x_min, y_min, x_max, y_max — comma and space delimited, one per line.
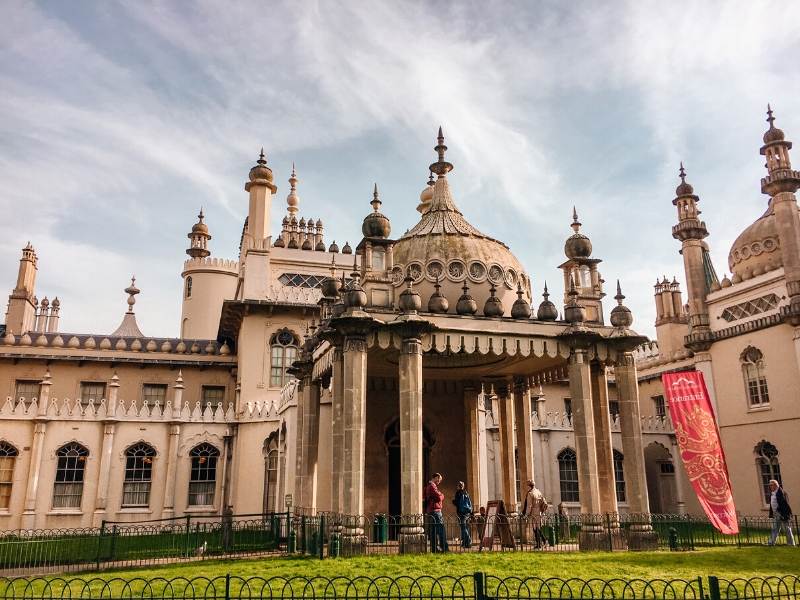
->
392, 172, 530, 316
728, 199, 798, 280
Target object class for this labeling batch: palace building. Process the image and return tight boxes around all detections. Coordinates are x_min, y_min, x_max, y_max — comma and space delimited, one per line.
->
0, 110, 797, 537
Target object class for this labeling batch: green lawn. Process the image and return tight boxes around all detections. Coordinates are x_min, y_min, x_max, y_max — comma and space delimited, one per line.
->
64, 547, 800, 580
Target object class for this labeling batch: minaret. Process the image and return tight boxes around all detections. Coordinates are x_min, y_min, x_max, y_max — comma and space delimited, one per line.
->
559, 208, 605, 324
4, 242, 38, 334
186, 209, 211, 258
244, 148, 277, 246
671, 163, 715, 350
759, 105, 800, 319
653, 276, 688, 359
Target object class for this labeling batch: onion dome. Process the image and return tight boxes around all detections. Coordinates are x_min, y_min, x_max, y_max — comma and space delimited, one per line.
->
186, 209, 212, 258
331, 271, 347, 317
563, 276, 586, 324
345, 259, 367, 308
483, 284, 504, 317
763, 104, 785, 144
675, 162, 695, 197
609, 280, 633, 328
511, 282, 531, 319
728, 202, 793, 278
328, 240, 340, 253
321, 256, 342, 299
315, 220, 326, 251
302, 237, 312, 250
248, 148, 274, 183
564, 207, 592, 259
456, 282, 478, 315
428, 277, 449, 313
342, 241, 353, 254
399, 276, 422, 313
417, 172, 435, 214
362, 184, 392, 238
51, 297, 60, 309
536, 282, 558, 321
191, 209, 209, 235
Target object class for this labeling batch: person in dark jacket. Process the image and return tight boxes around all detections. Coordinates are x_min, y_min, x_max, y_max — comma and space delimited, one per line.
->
768, 480, 795, 546
452, 481, 473, 548
424, 473, 448, 552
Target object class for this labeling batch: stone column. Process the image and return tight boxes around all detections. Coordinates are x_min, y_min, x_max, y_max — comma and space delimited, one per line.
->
300, 380, 321, 512
293, 377, 307, 508
162, 373, 184, 520
22, 372, 51, 529
341, 334, 368, 532
497, 382, 518, 513
671, 439, 687, 516
616, 351, 657, 548
399, 334, 425, 551
464, 385, 483, 508
590, 363, 618, 517
568, 348, 604, 548
513, 378, 535, 488
539, 432, 553, 500
93, 375, 119, 526
330, 347, 344, 514
692, 351, 719, 417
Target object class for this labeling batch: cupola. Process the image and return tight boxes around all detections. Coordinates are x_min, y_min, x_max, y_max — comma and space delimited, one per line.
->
362, 184, 392, 238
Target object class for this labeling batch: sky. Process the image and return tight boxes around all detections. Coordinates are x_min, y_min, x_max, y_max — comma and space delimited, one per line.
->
1, 0, 799, 339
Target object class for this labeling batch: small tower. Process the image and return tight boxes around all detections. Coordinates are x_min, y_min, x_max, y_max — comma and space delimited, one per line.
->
4, 242, 38, 334
653, 276, 688, 359
242, 149, 277, 299
759, 105, 800, 318
558, 208, 605, 324
186, 209, 211, 258
110, 276, 145, 337
671, 163, 716, 350
356, 184, 395, 307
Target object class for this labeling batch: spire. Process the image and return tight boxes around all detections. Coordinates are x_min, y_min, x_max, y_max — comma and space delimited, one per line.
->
610, 279, 633, 328
111, 276, 144, 337
429, 126, 454, 177
615, 279, 624, 304
571, 206, 581, 233
675, 162, 695, 196
371, 183, 381, 211
286, 163, 299, 216
362, 183, 391, 238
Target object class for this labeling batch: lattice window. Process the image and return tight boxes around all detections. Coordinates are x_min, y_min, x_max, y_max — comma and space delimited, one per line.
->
558, 448, 579, 502
188, 443, 219, 506
278, 273, 325, 288
613, 450, 625, 503
122, 443, 156, 507
53, 443, 89, 509
653, 395, 667, 418
741, 346, 769, 408
755, 441, 781, 505
721, 294, 779, 322
0, 442, 18, 509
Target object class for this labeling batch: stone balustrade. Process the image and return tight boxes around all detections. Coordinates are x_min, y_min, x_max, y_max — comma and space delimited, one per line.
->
0, 332, 232, 356
532, 410, 674, 434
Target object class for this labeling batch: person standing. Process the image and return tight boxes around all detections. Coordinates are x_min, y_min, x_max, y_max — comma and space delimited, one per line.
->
521, 480, 547, 548
452, 481, 473, 549
425, 473, 448, 552
768, 479, 796, 546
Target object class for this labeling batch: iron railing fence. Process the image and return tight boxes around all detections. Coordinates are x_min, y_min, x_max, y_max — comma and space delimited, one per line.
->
0, 511, 796, 574
0, 573, 798, 600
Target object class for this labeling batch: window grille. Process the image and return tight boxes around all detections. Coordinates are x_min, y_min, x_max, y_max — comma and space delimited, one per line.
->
720, 293, 779, 322
660, 462, 676, 474
563, 398, 572, 419
122, 443, 155, 507
277, 273, 325, 288
653, 395, 667, 418
188, 443, 219, 506
53, 443, 89, 509
0, 442, 18, 509
558, 448, 579, 502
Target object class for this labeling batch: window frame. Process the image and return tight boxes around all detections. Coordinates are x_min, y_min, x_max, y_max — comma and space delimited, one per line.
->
142, 384, 168, 409
188, 443, 220, 507
52, 442, 89, 510
269, 329, 299, 388
122, 443, 156, 508
653, 395, 666, 419
79, 382, 106, 407
613, 449, 626, 503
755, 441, 781, 505
741, 346, 770, 409
14, 380, 39, 407
0, 442, 19, 510
201, 385, 226, 410
185, 276, 193, 299
557, 448, 579, 503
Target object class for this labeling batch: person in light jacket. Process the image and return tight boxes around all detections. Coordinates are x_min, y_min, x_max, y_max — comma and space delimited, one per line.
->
768, 480, 796, 546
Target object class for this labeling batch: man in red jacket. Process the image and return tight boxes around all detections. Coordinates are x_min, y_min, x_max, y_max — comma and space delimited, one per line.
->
425, 472, 448, 552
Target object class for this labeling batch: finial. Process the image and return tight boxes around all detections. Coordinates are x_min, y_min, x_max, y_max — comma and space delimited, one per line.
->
371, 183, 381, 211
543, 281, 550, 299
615, 280, 625, 304
427, 171, 435, 186
679, 162, 686, 182
258, 147, 266, 164
124, 276, 140, 314
429, 125, 454, 177
516, 281, 524, 299
767, 104, 775, 128
330, 254, 337, 274
198, 208, 205, 222
571, 207, 581, 233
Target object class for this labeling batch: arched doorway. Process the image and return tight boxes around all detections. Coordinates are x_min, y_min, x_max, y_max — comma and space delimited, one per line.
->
644, 442, 677, 514
384, 418, 434, 518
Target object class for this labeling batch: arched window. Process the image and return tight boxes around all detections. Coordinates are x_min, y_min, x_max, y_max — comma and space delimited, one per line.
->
122, 443, 156, 508
613, 450, 626, 503
185, 276, 193, 299
262, 430, 286, 515
0, 442, 19, 509
53, 443, 89, 509
188, 443, 219, 506
558, 448, 579, 503
755, 441, 781, 505
741, 346, 769, 407
270, 329, 299, 387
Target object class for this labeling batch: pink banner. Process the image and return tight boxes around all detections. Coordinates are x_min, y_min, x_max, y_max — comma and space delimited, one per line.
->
662, 371, 738, 534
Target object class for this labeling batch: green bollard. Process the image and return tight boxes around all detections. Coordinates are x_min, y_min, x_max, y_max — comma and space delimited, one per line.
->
288, 528, 296, 554
669, 527, 678, 551
330, 532, 340, 558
